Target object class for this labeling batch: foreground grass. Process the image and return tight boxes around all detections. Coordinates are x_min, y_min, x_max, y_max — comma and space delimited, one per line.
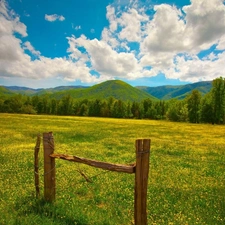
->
0, 113, 224, 224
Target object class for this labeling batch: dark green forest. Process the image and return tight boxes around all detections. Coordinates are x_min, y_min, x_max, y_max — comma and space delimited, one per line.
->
1, 77, 225, 124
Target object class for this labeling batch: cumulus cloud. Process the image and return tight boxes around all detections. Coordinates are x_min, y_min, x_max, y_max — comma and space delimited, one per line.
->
0, 1, 99, 85
1, 0, 225, 87
183, 0, 225, 50
0, 0, 8, 18
118, 8, 148, 42
217, 35, 225, 50
0, 1, 27, 62
138, 0, 225, 81
23, 41, 41, 57
106, 5, 118, 32
67, 35, 141, 79
169, 52, 225, 82
141, 4, 186, 54
45, 14, 65, 22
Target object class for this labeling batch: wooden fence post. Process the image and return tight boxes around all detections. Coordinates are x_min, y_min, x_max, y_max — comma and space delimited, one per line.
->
43, 132, 56, 202
34, 134, 41, 198
134, 139, 151, 225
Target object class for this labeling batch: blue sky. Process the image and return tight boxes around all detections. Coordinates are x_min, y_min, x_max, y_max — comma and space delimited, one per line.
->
0, 0, 225, 88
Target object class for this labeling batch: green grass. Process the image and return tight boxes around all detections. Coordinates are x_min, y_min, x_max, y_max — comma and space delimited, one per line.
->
0, 113, 224, 224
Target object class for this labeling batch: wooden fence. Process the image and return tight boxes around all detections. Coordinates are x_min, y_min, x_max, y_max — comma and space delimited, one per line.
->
34, 132, 151, 225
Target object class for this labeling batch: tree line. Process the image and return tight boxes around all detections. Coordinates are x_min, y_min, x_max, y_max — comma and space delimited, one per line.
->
0, 77, 224, 124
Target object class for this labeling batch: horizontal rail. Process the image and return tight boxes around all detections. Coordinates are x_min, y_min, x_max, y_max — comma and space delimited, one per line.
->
50, 153, 136, 174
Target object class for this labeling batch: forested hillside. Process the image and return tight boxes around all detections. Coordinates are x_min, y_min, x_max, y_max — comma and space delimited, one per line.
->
0, 77, 224, 124
47, 80, 156, 101
137, 81, 212, 99
3, 80, 155, 102
3, 80, 212, 100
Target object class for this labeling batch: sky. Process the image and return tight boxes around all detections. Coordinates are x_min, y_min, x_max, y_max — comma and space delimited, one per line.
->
0, 0, 225, 89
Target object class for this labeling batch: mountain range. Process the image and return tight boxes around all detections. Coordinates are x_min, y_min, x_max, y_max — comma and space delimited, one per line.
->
137, 80, 212, 100
0, 80, 212, 101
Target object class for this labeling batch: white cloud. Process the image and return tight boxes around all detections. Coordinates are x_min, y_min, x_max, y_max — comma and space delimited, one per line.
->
23, 41, 41, 57
0, 0, 8, 18
72, 24, 81, 30
45, 14, 65, 22
183, 0, 225, 51
1, 0, 225, 87
104, 4, 148, 44
118, 8, 148, 42
140, 52, 175, 70
0, 35, 26, 61
138, 0, 225, 82
0, 2, 27, 62
75, 25, 81, 30
101, 28, 119, 49
140, 0, 225, 55
0, 2, 100, 85
67, 35, 141, 79
169, 52, 225, 82
141, 4, 185, 53
106, 5, 118, 32
0, 3, 27, 37
217, 35, 225, 50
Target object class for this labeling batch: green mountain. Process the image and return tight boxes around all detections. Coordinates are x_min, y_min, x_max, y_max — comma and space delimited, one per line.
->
5, 85, 88, 95
2, 80, 155, 101
47, 80, 156, 101
3, 86, 43, 95
1, 80, 213, 101
137, 81, 212, 100
0, 86, 16, 98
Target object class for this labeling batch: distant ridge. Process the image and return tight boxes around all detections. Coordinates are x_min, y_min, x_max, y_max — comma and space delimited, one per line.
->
137, 81, 212, 100
1, 80, 213, 101
5, 85, 89, 95
0, 86, 15, 97
46, 80, 156, 102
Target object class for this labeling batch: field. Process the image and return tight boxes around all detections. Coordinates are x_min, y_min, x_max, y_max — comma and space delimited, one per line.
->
0, 113, 224, 225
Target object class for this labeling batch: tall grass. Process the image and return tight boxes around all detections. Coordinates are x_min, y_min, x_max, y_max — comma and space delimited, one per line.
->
0, 113, 224, 224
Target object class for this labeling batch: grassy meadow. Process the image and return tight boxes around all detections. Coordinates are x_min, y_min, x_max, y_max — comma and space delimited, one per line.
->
0, 113, 224, 225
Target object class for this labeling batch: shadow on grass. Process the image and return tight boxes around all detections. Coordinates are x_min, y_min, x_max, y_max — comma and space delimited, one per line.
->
14, 195, 88, 225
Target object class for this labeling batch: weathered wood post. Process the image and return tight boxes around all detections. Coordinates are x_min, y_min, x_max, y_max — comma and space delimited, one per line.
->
134, 139, 151, 225
34, 134, 41, 198
43, 132, 56, 202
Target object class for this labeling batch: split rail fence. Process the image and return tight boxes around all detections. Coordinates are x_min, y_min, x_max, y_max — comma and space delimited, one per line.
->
34, 132, 151, 225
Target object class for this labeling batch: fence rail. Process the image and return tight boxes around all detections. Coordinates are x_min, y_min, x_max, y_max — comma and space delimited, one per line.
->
34, 132, 151, 225
50, 153, 136, 173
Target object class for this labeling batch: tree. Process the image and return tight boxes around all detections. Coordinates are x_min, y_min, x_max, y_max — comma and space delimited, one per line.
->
8, 94, 23, 113
200, 92, 213, 123
179, 103, 189, 122
50, 99, 58, 115
126, 102, 133, 118
211, 77, 225, 124
0, 99, 4, 112
107, 97, 116, 117
142, 99, 152, 118
42, 95, 50, 114
21, 105, 37, 114
166, 99, 181, 122
31, 95, 40, 112
131, 102, 143, 119
111, 100, 126, 118
89, 99, 102, 117
187, 90, 201, 123
58, 94, 73, 115
79, 103, 89, 116
100, 101, 110, 117
36, 101, 43, 114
